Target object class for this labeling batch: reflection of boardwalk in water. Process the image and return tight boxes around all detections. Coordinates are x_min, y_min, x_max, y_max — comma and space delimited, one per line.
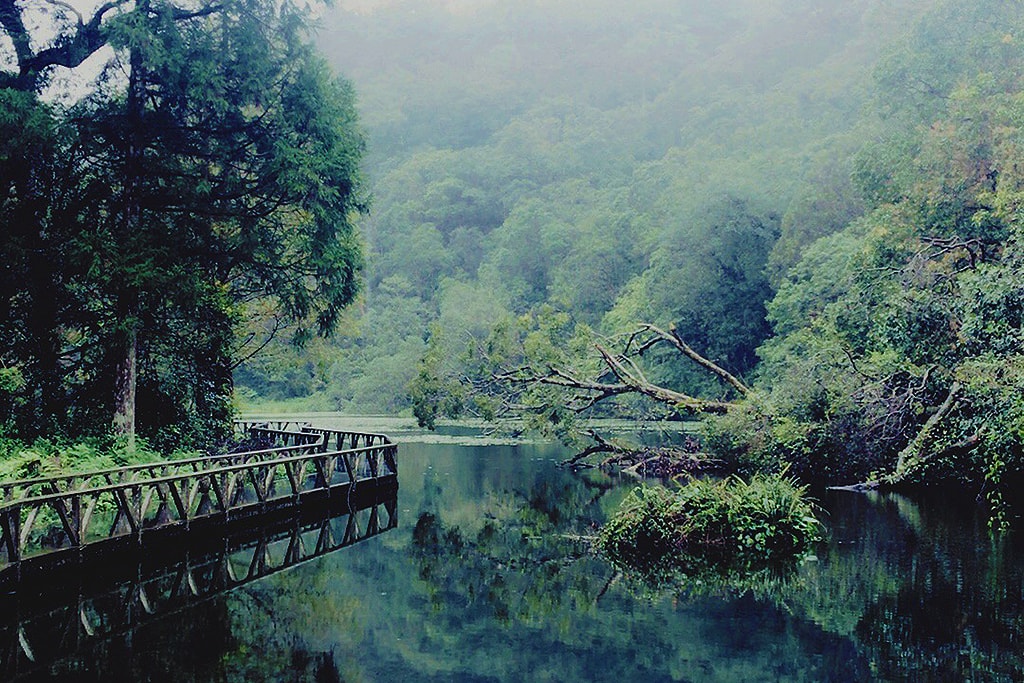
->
0, 485, 398, 680
0, 423, 399, 680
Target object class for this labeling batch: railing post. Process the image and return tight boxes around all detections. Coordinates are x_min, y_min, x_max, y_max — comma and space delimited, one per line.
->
1, 505, 20, 564
384, 446, 398, 476
367, 449, 379, 478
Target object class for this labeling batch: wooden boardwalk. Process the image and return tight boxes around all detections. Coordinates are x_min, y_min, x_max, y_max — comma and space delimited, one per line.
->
0, 423, 398, 574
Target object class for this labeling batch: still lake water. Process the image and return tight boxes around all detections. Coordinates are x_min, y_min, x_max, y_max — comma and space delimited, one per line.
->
9, 418, 1024, 681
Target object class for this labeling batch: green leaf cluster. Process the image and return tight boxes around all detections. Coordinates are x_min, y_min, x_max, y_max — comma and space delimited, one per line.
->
597, 474, 822, 588
705, 12, 1024, 516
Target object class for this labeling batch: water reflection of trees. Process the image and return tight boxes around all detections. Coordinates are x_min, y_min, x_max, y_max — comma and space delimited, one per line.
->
3, 494, 396, 682
404, 467, 873, 681
410, 468, 618, 624
409, 475, 1024, 682
101, 462, 1024, 681
778, 491, 1024, 682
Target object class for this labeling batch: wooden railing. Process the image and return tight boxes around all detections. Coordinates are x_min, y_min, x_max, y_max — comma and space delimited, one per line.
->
301, 427, 392, 450
234, 419, 314, 434
0, 443, 323, 503
0, 426, 397, 570
234, 421, 393, 449
247, 426, 325, 448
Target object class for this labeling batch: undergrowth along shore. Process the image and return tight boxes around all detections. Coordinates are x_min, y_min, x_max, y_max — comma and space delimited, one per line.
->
0, 435, 201, 483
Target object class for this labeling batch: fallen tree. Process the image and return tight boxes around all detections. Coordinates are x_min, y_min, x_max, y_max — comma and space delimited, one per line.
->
447, 321, 751, 472
833, 380, 984, 491
495, 324, 745, 416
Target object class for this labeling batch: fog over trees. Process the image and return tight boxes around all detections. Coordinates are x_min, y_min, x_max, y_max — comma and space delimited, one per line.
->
241, 0, 924, 408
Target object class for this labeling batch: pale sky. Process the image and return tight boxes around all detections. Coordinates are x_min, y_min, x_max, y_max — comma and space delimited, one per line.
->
0, 1, 124, 104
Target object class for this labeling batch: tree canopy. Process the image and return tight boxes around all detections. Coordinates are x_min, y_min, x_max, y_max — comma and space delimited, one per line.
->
239, 0, 930, 410
0, 0, 365, 447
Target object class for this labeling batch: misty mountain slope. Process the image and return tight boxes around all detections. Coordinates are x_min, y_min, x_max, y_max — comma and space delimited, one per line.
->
237, 0, 969, 412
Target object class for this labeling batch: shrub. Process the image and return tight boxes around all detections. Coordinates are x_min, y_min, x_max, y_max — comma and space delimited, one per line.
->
597, 473, 822, 585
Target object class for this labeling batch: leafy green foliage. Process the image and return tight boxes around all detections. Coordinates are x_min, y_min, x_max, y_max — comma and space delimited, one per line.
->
605, 197, 779, 389
308, 0, 1024, 531
242, 0, 932, 413
706, 30, 1024, 505
0, 433, 198, 482
597, 475, 822, 587
409, 305, 602, 442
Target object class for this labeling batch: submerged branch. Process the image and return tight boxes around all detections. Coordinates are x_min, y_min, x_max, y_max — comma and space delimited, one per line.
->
560, 429, 714, 477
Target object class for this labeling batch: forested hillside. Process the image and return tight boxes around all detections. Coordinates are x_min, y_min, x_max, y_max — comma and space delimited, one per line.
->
236, 0, 935, 409
237, 0, 1024, 518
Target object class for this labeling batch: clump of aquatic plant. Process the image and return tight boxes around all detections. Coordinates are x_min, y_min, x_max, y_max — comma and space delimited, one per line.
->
597, 473, 822, 587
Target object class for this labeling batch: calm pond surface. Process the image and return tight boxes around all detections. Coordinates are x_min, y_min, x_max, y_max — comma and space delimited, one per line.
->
8, 418, 1024, 681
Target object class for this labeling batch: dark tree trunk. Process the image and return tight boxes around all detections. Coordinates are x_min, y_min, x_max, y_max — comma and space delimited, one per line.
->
25, 241, 62, 433
194, 328, 235, 446
111, 12, 146, 447
111, 315, 138, 447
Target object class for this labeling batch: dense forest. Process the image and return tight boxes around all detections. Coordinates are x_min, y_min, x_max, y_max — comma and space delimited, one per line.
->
232, 0, 1024, 518
242, 0, 919, 410
4, 3, 1023, 673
